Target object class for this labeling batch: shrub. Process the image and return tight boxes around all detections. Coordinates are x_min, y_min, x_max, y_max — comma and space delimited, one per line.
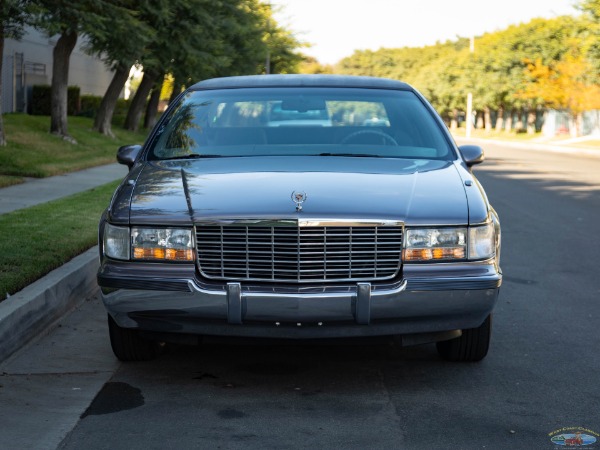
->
79, 95, 102, 118
67, 86, 80, 115
112, 98, 131, 126
30, 85, 51, 115
30, 85, 81, 116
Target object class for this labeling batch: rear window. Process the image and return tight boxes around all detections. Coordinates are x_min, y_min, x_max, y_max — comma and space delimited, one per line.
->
147, 87, 455, 161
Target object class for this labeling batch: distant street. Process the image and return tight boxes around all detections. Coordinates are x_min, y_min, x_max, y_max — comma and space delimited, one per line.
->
2, 141, 599, 450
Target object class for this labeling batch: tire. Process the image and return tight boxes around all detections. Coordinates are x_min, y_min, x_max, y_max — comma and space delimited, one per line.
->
108, 314, 161, 361
436, 314, 492, 362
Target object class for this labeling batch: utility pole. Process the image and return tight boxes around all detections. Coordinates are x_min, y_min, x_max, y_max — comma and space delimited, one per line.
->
265, 2, 271, 75
466, 36, 474, 138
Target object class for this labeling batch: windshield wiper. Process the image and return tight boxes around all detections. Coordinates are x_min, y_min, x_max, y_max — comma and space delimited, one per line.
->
165, 153, 223, 160
318, 152, 381, 158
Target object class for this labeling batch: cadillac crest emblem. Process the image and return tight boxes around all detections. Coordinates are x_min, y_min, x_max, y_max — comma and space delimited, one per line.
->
291, 190, 307, 212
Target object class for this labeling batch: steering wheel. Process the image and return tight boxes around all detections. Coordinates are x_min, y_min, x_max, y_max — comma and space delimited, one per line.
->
340, 130, 398, 146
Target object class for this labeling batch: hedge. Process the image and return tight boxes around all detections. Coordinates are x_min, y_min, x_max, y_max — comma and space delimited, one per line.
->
30, 85, 80, 116
79, 95, 102, 117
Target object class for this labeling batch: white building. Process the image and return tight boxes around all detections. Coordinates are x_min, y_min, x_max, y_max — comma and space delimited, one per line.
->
2, 26, 116, 114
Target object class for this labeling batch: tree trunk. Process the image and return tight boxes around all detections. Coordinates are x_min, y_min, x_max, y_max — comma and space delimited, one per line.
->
505, 110, 513, 132
569, 113, 582, 138
476, 111, 484, 129
450, 109, 458, 130
526, 108, 536, 134
0, 31, 6, 146
50, 29, 78, 142
484, 107, 492, 133
93, 64, 131, 137
514, 109, 524, 133
169, 78, 183, 105
124, 71, 157, 132
144, 78, 163, 129
495, 106, 504, 132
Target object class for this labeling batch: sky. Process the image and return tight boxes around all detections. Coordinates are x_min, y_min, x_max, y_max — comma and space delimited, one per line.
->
270, 0, 579, 65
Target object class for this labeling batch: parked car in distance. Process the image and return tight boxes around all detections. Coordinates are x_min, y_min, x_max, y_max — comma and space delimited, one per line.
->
98, 75, 501, 362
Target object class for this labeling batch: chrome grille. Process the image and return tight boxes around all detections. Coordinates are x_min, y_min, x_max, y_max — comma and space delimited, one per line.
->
196, 224, 403, 283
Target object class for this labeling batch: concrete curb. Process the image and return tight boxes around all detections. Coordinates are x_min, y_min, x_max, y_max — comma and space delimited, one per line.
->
0, 247, 99, 363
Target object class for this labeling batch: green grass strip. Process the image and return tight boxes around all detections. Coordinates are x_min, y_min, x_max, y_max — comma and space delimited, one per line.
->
0, 175, 25, 188
0, 114, 147, 183
0, 180, 120, 300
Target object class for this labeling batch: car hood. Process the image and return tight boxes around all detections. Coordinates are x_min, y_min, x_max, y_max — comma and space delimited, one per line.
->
127, 156, 472, 226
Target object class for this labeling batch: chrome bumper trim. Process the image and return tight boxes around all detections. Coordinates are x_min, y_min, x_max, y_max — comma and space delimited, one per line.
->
188, 278, 409, 300
187, 278, 410, 326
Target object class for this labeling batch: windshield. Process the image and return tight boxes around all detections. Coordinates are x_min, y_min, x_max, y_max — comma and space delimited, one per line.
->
147, 87, 455, 160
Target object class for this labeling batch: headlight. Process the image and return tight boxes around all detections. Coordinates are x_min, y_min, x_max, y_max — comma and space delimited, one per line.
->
132, 228, 193, 261
404, 227, 467, 261
102, 224, 193, 262
404, 223, 495, 262
468, 223, 495, 260
103, 224, 130, 260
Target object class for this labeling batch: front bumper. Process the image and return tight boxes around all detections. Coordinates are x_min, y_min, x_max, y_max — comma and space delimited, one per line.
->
98, 260, 501, 339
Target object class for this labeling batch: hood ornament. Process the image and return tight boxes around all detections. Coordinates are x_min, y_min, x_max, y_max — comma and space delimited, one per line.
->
291, 190, 307, 212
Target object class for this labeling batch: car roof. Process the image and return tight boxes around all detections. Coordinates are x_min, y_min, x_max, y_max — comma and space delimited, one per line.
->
190, 75, 412, 91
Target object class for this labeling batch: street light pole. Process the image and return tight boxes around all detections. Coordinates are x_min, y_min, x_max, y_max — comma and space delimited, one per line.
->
265, 2, 271, 75
466, 36, 474, 138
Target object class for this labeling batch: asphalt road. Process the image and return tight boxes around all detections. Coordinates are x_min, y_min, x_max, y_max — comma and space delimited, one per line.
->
1, 142, 599, 450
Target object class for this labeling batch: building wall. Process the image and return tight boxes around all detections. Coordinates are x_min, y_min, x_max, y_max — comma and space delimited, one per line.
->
542, 110, 600, 137
2, 26, 117, 114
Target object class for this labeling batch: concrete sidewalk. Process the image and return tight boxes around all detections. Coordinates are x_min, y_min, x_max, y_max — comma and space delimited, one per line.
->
455, 136, 600, 159
0, 163, 128, 215
0, 162, 128, 362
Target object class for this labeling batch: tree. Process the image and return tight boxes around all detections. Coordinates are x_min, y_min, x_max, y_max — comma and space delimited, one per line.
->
124, 0, 212, 131
127, 0, 303, 131
517, 52, 600, 136
580, 0, 600, 22
124, 69, 159, 132
258, 2, 304, 75
143, 78, 163, 129
84, 0, 156, 136
30, 0, 138, 142
580, 0, 600, 74
334, 15, 595, 134
0, 0, 31, 146
298, 56, 333, 74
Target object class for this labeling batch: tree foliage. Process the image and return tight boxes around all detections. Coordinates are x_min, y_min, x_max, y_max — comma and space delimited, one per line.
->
28, 0, 140, 140
335, 12, 599, 136
11, 0, 303, 137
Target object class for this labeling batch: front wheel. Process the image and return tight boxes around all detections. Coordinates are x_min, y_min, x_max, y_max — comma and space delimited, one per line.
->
108, 315, 161, 361
436, 314, 492, 362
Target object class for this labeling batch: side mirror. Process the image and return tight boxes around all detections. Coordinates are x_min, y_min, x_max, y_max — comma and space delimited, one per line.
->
117, 145, 142, 170
458, 145, 485, 167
